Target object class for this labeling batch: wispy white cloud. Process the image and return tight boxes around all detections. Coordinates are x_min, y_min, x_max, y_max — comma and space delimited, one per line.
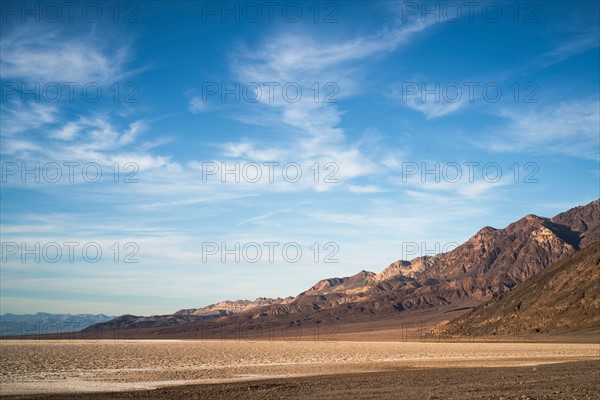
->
137, 193, 258, 211
401, 175, 514, 199
51, 121, 81, 141
221, 17, 437, 189
0, 113, 185, 197
307, 197, 490, 237
483, 100, 600, 159
0, 101, 59, 136
221, 142, 286, 161
348, 185, 385, 194
388, 81, 466, 119
3, 116, 147, 158
0, 23, 154, 179
543, 29, 600, 66
0, 25, 132, 84
237, 209, 291, 226
243, 20, 434, 76
402, 96, 464, 119
188, 96, 207, 114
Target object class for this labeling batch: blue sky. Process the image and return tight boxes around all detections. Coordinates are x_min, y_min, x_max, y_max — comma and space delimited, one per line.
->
1, 1, 598, 315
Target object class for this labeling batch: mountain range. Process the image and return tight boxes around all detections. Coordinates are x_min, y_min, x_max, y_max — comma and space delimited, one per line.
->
0, 313, 113, 336
78, 199, 599, 338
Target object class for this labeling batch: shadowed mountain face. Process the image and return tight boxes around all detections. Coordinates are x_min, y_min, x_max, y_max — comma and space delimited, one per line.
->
84, 200, 599, 335
551, 201, 600, 248
435, 241, 600, 336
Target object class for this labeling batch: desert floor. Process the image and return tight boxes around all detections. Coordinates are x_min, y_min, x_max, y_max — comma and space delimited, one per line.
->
1, 340, 599, 399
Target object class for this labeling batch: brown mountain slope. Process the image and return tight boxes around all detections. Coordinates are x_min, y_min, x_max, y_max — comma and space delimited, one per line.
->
238, 200, 599, 320
174, 297, 293, 317
300, 270, 375, 296
93, 297, 294, 331
434, 242, 600, 336
83, 200, 600, 336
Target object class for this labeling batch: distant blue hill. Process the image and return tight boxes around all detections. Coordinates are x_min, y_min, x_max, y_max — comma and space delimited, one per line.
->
0, 313, 114, 336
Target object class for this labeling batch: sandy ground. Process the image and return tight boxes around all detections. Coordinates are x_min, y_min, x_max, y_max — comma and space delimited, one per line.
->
3, 360, 599, 400
1, 340, 599, 397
